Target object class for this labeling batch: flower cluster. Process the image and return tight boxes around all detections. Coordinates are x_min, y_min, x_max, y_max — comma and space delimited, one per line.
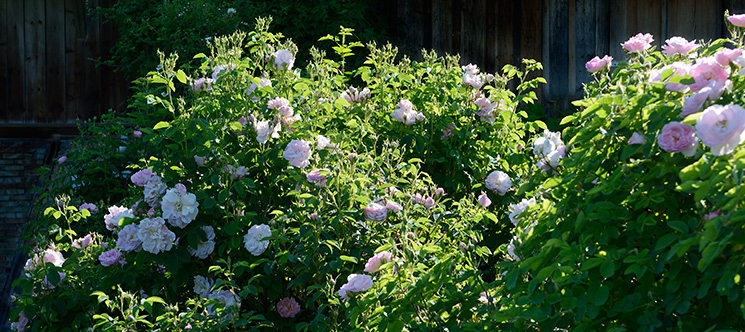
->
243, 224, 271, 256
390, 99, 424, 125
532, 130, 565, 172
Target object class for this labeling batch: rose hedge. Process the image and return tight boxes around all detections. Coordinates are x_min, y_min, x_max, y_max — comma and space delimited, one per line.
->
8, 20, 550, 331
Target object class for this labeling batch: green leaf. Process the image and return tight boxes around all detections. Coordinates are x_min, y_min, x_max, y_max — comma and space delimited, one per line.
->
600, 260, 615, 279
421, 243, 441, 253
543, 177, 562, 189
594, 285, 609, 305
176, 70, 187, 84
193, 53, 206, 59
560, 115, 576, 125
334, 98, 351, 110
145, 296, 166, 305
154, 121, 170, 130
339, 255, 358, 264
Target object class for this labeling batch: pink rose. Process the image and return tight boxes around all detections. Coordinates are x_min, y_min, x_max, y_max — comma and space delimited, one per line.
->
282, 140, 313, 168
273, 49, 294, 71
72, 233, 94, 249
133, 130, 143, 138
267, 97, 290, 110
364, 202, 388, 222
338, 274, 373, 300
384, 199, 402, 213
277, 297, 301, 318
715, 48, 743, 66
306, 169, 329, 187
131, 168, 156, 187
728, 14, 745, 27
661, 37, 699, 56
474, 97, 494, 116
477, 192, 492, 208
622, 33, 654, 52
57, 156, 67, 165
99, 249, 122, 267
462, 63, 484, 89
627, 132, 646, 145
695, 104, 745, 156
688, 57, 729, 92
79, 203, 99, 214
680, 87, 713, 117
657, 122, 698, 156
364, 251, 393, 273
190, 78, 214, 92
585, 55, 613, 73
423, 197, 436, 209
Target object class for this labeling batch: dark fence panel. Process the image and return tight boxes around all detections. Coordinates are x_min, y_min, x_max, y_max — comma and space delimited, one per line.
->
394, 0, 744, 115
0, 0, 127, 129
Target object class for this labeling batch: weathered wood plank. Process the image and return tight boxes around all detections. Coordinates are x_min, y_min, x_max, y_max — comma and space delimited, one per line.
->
47, 0, 66, 123
83, 0, 102, 120
575, 0, 596, 98
451, 0, 462, 57
595, 0, 610, 57
495, 0, 515, 71
667, 0, 695, 39
7, 0, 25, 122
25, 0, 47, 123
397, 0, 425, 60
431, 0, 453, 55
100, 0, 122, 114
460, 0, 486, 67
544, 0, 569, 114
520, 0, 542, 104
66, 0, 85, 123
0, 0, 8, 122
635, 0, 662, 47
693, 1, 723, 41
608, 0, 627, 62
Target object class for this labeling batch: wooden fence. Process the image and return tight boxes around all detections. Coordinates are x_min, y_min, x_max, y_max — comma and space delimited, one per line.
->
3, 0, 745, 129
393, 0, 745, 114
0, 0, 126, 129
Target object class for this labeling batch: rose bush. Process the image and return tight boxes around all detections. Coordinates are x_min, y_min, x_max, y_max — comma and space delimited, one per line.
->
488, 15, 745, 331
9, 19, 548, 331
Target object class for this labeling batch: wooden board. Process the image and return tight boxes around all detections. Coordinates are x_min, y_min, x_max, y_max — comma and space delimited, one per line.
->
26, 0, 47, 123
47, 0, 66, 123
460, 0, 486, 67
7, 0, 25, 122
545, 0, 569, 113
83, 0, 101, 120
575, 0, 597, 98
431, 0, 453, 56
65, 0, 85, 123
0, 0, 7, 122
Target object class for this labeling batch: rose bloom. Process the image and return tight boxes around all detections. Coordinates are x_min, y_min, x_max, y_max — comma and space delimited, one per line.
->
57, 156, 67, 164
161, 184, 199, 229
245, 77, 272, 101
244, 224, 272, 256
136, 217, 176, 254
365, 251, 393, 273
688, 57, 729, 92
254, 119, 281, 144
507, 238, 520, 261
10, 310, 27, 332
306, 168, 330, 187
190, 77, 214, 92
695, 104, 745, 156
661, 37, 700, 56
133, 130, 142, 138
117, 223, 142, 252
193, 275, 214, 298
341, 86, 371, 104
104, 205, 133, 231
188, 226, 216, 259
131, 168, 156, 187
267, 97, 290, 110
99, 249, 122, 267
283, 140, 313, 168
385, 199, 403, 213
26, 249, 65, 271
622, 33, 654, 52
207, 289, 240, 317
317, 134, 337, 150
485, 170, 512, 196
462, 63, 484, 89
508, 197, 536, 225
585, 55, 612, 73
79, 203, 98, 214
715, 48, 743, 66
72, 233, 94, 249
628, 132, 647, 145
477, 192, 492, 208
657, 122, 699, 156
728, 14, 745, 27
474, 97, 494, 116
363, 202, 388, 222
273, 49, 294, 71
338, 274, 374, 300
277, 297, 301, 318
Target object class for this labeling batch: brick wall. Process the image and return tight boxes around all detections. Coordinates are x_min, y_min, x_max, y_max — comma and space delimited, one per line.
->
0, 139, 53, 330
